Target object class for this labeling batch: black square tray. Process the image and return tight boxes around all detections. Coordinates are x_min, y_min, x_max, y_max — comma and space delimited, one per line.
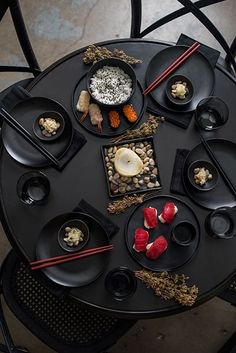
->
101, 136, 162, 198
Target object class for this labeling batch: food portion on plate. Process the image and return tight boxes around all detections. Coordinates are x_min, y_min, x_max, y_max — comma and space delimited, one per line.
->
38, 116, 61, 137
102, 137, 161, 197
126, 195, 200, 272
63, 226, 85, 247
89, 65, 133, 105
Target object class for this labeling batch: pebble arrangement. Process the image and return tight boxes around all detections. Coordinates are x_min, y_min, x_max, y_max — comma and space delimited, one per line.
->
104, 139, 161, 196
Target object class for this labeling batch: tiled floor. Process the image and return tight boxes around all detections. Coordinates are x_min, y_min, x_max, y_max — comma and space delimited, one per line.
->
0, 1, 236, 352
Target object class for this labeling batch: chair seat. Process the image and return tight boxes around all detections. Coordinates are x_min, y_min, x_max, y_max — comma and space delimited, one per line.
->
0, 250, 136, 353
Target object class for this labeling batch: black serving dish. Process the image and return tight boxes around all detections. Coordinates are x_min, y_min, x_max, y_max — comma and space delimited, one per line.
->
2, 97, 73, 167
171, 221, 197, 246
205, 207, 236, 239
166, 75, 193, 107
105, 267, 137, 301
36, 212, 110, 287
182, 139, 236, 210
33, 111, 65, 141
101, 136, 162, 198
187, 160, 218, 192
86, 58, 137, 107
145, 45, 215, 113
73, 74, 146, 138
17, 171, 50, 205
58, 219, 89, 252
125, 195, 200, 272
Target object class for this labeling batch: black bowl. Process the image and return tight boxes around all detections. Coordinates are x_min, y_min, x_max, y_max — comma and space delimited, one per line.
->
17, 171, 50, 205
171, 221, 197, 246
187, 160, 219, 191
33, 111, 65, 141
105, 267, 137, 300
87, 58, 137, 107
58, 219, 89, 252
205, 207, 235, 239
166, 75, 194, 107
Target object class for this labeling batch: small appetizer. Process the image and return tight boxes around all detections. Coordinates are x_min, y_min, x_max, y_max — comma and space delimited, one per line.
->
123, 104, 138, 123
38, 117, 60, 137
171, 81, 189, 100
146, 236, 168, 260
143, 207, 157, 229
77, 90, 90, 122
133, 228, 149, 252
158, 202, 178, 224
64, 227, 85, 247
193, 167, 213, 186
114, 148, 143, 177
108, 111, 121, 129
88, 103, 103, 133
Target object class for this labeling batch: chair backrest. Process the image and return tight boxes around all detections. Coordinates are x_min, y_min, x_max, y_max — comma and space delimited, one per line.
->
0, 0, 41, 77
130, 0, 236, 73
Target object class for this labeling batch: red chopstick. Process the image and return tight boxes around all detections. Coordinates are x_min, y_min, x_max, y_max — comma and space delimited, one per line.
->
143, 42, 200, 96
31, 245, 113, 270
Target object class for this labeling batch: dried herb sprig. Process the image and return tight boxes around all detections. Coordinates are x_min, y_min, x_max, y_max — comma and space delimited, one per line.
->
107, 192, 159, 214
83, 45, 142, 65
111, 114, 164, 143
135, 270, 198, 307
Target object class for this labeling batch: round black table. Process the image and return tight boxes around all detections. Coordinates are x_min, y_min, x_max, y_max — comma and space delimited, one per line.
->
1, 39, 236, 319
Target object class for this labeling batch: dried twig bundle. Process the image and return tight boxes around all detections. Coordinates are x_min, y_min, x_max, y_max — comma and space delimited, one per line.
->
83, 45, 142, 65
111, 114, 164, 143
135, 270, 198, 307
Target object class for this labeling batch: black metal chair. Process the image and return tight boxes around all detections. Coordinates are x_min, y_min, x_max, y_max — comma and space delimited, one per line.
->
216, 280, 236, 353
130, 0, 236, 74
0, 0, 41, 77
0, 249, 136, 353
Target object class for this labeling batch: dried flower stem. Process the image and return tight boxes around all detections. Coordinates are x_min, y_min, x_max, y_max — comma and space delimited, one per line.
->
111, 114, 164, 143
107, 192, 159, 214
135, 270, 198, 307
83, 45, 142, 65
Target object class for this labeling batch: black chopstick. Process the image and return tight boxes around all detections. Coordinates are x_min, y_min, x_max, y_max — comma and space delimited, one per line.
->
0, 108, 60, 167
200, 134, 236, 198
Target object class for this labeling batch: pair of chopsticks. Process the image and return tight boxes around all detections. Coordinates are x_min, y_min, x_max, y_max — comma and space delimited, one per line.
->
31, 244, 113, 270
200, 134, 236, 198
0, 108, 60, 168
143, 41, 200, 96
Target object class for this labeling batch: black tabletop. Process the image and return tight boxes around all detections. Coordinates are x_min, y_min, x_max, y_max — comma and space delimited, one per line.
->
1, 39, 236, 319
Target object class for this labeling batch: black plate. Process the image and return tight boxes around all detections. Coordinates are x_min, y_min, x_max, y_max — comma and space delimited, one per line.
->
145, 46, 215, 113
36, 212, 110, 287
2, 97, 73, 167
72, 73, 147, 137
125, 195, 200, 272
183, 139, 236, 210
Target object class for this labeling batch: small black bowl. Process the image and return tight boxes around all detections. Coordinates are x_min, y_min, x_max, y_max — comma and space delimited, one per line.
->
187, 160, 219, 191
205, 207, 235, 239
105, 267, 137, 301
58, 219, 89, 252
17, 171, 50, 205
87, 58, 137, 107
166, 75, 193, 107
33, 111, 65, 141
171, 221, 196, 246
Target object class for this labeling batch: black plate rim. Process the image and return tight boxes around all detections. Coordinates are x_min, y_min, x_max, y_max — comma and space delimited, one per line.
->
145, 45, 215, 113
72, 73, 147, 138
2, 96, 74, 168
182, 138, 236, 210
125, 194, 201, 272
36, 211, 110, 287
